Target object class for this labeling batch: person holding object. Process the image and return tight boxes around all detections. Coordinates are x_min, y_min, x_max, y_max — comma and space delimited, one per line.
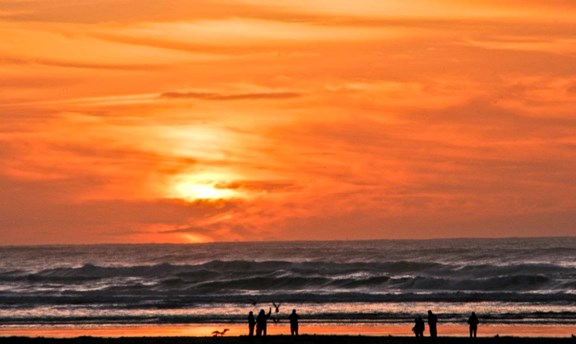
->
256, 307, 272, 336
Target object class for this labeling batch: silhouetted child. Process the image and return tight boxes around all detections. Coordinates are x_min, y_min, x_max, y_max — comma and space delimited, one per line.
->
412, 316, 425, 337
468, 312, 479, 338
256, 307, 272, 336
289, 309, 301, 336
428, 310, 438, 338
248, 311, 256, 337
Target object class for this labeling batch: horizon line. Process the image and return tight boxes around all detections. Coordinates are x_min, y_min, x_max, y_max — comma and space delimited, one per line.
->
1, 235, 574, 248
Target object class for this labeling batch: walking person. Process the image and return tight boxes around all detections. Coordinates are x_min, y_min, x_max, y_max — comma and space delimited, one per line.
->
256, 307, 272, 337
468, 312, 479, 338
427, 310, 438, 338
289, 309, 301, 336
248, 311, 256, 337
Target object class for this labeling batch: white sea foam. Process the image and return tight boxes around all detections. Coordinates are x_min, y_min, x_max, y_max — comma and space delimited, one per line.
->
0, 237, 574, 325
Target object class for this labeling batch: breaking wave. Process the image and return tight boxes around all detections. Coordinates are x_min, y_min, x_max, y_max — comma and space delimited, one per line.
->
0, 238, 574, 325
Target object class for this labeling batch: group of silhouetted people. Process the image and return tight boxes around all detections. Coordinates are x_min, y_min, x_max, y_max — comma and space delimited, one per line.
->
248, 308, 300, 337
247, 307, 479, 338
413, 310, 479, 338
412, 310, 438, 338
248, 308, 271, 337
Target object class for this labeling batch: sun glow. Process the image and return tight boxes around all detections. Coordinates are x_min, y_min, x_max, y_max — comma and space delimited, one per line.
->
174, 183, 237, 200
182, 233, 214, 243
169, 173, 242, 201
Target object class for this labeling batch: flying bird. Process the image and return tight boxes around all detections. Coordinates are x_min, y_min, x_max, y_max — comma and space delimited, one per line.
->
273, 302, 281, 313
212, 329, 229, 337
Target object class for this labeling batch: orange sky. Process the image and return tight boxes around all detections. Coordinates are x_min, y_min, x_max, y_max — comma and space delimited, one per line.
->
1, 0, 575, 244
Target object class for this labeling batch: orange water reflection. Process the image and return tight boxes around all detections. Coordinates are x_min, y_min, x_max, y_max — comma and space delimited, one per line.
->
0, 323, 573, 338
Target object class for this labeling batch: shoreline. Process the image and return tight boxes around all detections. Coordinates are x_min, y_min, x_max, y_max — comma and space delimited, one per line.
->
1, 323, 574, 339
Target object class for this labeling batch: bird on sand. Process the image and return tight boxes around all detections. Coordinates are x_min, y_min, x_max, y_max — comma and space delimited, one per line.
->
212, 329, 229, 337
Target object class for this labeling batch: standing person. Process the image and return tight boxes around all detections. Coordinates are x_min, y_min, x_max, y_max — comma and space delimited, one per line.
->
467, 312, 479, 338
427, 310, 438, 338
412, 316, 425, 337
248, 311, 256, 337
289, 309, 301, 336
256, 307, 272, 337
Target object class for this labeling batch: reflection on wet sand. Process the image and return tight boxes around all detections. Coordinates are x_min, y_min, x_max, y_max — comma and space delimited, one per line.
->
0, 323, 574, 338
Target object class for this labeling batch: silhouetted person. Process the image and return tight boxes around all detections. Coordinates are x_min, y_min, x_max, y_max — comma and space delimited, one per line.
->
248, 311, 256, 337
256, 307, 272, 337
468, 312, 479, 338
428, 310, 438, 338
289, 309, 301, 336
412, 316, 425, 337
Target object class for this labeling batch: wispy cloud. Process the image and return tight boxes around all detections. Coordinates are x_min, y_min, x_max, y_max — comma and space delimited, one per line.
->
160, 91, 302, 101
1, 56, 165, 70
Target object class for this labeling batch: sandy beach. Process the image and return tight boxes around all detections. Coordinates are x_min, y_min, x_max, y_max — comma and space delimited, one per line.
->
1, 336, 575, 344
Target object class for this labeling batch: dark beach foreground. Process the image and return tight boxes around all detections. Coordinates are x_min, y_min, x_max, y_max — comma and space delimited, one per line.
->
1, 336, 575, 344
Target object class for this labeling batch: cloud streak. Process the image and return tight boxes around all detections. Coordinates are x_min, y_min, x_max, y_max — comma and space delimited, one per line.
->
160, 91, 302, 101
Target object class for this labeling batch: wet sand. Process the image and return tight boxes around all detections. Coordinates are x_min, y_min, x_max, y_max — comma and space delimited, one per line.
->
1, 323, 574, 339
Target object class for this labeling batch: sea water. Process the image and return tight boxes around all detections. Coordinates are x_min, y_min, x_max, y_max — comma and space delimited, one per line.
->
0, 238, 574, 336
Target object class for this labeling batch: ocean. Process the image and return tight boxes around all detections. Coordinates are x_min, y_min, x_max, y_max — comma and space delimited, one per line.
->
0, 237, 574, 336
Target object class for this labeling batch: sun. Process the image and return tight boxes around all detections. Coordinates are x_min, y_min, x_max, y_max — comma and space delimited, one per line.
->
168, 173, 242, 201
174, 182, 237, 201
